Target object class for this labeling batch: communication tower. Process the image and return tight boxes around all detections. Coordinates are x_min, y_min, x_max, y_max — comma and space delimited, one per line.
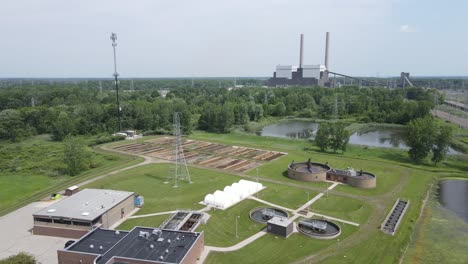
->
110, 32, 122, 132
165, 112, 192, 187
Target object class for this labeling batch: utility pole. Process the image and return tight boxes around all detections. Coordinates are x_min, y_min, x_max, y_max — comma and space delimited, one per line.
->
110, 32, 122, 132
235, 215, 240, 238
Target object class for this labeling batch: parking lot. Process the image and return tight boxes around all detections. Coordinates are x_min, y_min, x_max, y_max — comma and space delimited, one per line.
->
0, 200, 68, 264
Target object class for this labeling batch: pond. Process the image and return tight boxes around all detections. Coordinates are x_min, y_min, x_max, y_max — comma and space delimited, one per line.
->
439, 180, 468, 222
259, 121, 460, 154
258, 120, 319, 139
349, 129, 407, 149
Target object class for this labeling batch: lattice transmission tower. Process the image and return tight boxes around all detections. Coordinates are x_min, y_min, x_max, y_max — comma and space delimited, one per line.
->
165, 112, 192, 187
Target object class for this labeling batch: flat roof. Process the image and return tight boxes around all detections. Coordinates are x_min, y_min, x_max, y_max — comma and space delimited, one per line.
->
34, 189, 134, 221
268, 216, 292, 227
65, 227, 202, 264
67, 228, 129, 255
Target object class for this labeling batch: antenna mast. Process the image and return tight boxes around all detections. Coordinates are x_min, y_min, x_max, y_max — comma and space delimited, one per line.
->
110, 32, 122, 132
165, 112, 192, 187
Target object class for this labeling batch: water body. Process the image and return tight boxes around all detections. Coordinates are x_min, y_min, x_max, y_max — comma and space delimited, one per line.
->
259, 120, 319, 139
349, 129, 407, 149
260, 121, 460, 154
439, 180, 468, 222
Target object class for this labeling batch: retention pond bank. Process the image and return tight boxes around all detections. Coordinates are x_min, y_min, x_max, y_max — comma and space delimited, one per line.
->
439, 180, 468, 222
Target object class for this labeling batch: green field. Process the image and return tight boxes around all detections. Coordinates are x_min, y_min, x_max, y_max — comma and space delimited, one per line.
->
196, 199, 266, 247
83, 163, 241, 215
257, 182, 319, 210
205, 225, 359, 264
117, 214, 170, 231
0, 135, 142, 216
311, 195, 372, 224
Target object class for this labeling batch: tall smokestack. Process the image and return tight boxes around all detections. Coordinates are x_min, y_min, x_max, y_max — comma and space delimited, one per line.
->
324, 32, 330, 70
299, 34, 304, 68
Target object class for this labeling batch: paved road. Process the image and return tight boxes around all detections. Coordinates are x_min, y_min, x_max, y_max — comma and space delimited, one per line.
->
0, 200, 69, 264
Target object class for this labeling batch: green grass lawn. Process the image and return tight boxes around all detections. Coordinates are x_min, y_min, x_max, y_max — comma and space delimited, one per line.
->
83, 163, 243, 215
0, 135, 142, 216
257, 182, 319, 210
117, 214, 171, 231
196, 199, 266, 247
205, 225, 359, 264
311, 195, 372, 224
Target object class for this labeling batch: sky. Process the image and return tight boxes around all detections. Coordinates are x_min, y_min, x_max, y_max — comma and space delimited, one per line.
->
0, 0, 467, 78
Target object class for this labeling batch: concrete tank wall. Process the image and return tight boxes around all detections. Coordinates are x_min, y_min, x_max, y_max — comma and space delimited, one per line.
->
287, 162, 329, 182
347, 173, 376, 189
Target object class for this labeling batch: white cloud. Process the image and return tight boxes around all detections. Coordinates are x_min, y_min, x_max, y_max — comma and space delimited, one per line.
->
399, 24, 416, 33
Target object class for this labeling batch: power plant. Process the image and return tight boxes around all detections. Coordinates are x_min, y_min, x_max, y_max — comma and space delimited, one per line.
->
268, 33, 414, 89
267, 32, 331, 87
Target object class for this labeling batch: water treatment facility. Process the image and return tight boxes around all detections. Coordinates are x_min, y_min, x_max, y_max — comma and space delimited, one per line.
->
287, 159, 377, 188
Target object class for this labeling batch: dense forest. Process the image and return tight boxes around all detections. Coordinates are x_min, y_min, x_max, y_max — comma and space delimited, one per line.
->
0, 81, 439, 142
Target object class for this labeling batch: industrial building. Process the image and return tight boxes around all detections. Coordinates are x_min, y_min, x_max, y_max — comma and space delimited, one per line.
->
266, 217, 293, 238
267, 32, 331, 87
57, 227, 204, 264
33, 189, 135, 238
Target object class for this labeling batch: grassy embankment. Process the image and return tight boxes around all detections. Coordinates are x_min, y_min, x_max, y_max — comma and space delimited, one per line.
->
0, 135, 143, 216
404, 189, 468, 264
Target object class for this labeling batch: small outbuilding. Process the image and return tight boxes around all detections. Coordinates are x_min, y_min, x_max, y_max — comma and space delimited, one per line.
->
267, 217, 293, 238
65, 185, 79, 196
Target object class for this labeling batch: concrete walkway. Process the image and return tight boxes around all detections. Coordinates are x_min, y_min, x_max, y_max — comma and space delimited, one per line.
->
295, 182, 339, 213
197, 230, 268, 263
248, 197, 295, 213
311, 213, 360, 227
247, 183, 358, 228
129, 210, 177, 219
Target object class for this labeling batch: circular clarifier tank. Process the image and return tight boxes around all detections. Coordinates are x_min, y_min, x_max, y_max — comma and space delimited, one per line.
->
249, 207, 289, 224
287, 160, 331, 182
297, 218, 341, 239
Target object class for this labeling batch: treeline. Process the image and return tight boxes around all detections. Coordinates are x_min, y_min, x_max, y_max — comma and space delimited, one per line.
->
0, 83, 438, 142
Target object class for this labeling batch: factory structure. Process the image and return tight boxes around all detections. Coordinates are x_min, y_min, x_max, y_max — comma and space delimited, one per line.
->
33, 189, 135, 239
267, 32, 331, 87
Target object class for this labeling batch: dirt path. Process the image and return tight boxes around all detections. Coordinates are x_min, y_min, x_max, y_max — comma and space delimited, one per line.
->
74, 145, 167, 189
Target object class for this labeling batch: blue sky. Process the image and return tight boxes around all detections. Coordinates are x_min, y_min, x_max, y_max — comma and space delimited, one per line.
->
0, 0, 466, 78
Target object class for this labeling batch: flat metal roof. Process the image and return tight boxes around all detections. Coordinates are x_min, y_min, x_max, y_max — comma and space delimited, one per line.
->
268, 216, 292, 227
33, 189, 134, 221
